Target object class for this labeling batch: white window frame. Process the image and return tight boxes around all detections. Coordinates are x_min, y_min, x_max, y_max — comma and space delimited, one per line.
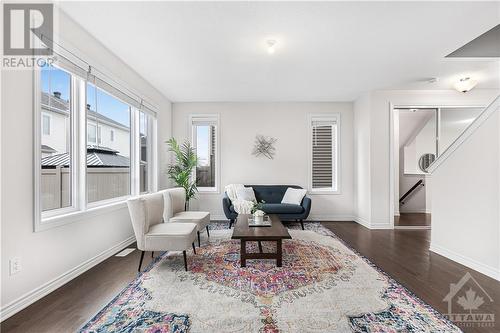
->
307, 113, 341, 194
189, 114, 220, 193
138, 111, 155, 194
33, 65, 158, 231
85, 85, 131, 208
34, 65, 81, 226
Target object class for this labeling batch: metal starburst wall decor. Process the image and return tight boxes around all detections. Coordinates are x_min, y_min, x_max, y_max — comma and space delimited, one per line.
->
252, 135, 277, 159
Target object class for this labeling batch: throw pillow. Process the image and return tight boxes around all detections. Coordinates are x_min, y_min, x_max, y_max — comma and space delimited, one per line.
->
281, 188, 307, 205
236, 187, 257, 202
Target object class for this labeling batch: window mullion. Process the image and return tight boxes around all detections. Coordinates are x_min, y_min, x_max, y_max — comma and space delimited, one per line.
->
131, 107, 140, 196
77, 78, 87, 211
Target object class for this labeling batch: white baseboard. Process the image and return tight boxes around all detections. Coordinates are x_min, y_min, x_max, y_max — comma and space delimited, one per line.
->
354, 216, 392, 230
400, 209, 429, 214
354, 216, 371, 229
370, 222, 393, 230
0, 235, 136, 322
430, 243, 500, 281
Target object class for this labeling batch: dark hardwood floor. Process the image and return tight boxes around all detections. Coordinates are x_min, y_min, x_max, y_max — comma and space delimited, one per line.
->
394, 212, 432, 227
2, 222, 499, 333
323, 222, 499, 333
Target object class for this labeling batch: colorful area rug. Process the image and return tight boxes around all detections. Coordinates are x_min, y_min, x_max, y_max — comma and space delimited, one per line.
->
80, 223, 461, 332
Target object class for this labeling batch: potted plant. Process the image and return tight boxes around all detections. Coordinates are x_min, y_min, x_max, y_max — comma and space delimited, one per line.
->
166, 138, 198, 210
251, 200, 266, 222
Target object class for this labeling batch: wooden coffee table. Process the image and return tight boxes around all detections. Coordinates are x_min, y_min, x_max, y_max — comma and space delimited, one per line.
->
231, 214, 292, 267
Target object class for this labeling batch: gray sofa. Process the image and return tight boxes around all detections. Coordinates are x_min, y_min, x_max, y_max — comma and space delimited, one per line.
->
222, 185, 311, 230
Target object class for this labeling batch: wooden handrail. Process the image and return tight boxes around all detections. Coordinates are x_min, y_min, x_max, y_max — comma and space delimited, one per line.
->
400, 180, 424, 204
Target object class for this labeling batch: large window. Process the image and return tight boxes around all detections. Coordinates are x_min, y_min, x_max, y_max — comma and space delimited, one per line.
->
309, 114, 339, 193
86, 83, 131, 204
40, 65, 73, 212
36, 61, 157, 229
191, 115, 219, 192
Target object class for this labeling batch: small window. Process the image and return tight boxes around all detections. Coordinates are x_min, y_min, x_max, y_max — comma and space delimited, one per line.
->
110, 129, 115, 142
42, 115, 51, 135
87, 124, 97, 144
309, 115, 339, 192
191, 115, 219, 192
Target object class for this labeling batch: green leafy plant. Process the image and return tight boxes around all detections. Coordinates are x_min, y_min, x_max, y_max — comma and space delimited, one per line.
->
251, 200, 265, 214
166, 138, 198, 209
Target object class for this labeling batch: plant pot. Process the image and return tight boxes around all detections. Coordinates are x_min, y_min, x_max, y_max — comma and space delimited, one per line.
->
253, 214, 264, 222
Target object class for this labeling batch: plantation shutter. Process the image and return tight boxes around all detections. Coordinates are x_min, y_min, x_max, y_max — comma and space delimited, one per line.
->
311, 120, 336, 189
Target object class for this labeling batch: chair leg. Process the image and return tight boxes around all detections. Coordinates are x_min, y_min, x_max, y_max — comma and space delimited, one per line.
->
192, 242, 197, 254
197, 231, 201, 247
151, 251, 154, 258
206, 225, 210, 237
300, 220, 305, 230
183, 250, 188, 271
138, 251, 145, 272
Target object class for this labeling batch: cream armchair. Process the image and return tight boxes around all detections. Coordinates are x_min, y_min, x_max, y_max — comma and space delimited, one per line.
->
162, 188, 211, 247
127, 192, 198, 271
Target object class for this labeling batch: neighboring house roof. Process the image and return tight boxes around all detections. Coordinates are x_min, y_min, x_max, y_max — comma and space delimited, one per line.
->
41, 144, 57, 153
41, 146, 130, 168
41, 92, 130, 131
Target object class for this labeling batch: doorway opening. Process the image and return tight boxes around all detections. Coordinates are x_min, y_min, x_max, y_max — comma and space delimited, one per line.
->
391, 106, 484, 229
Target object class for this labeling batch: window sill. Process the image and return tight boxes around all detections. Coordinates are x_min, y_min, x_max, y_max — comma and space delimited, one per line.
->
36, 200, 128, 232
308, 189, 341, 195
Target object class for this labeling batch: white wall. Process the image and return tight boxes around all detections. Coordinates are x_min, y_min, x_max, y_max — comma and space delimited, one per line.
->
430, 108, 500, 281
0, 11, 172, 319
353, 94, 372, 226
172, 102, 354, 221
354, 89, 499, 228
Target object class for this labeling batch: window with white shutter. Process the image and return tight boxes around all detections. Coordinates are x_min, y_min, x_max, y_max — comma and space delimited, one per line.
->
309, 115, 339, 192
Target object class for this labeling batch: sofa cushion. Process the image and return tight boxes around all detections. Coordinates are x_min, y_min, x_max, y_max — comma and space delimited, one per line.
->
236, 187, 256, 202
170, 211, 210, 230
281, 188, 307, 205
261, 203, 304, 214
246, 185, 304, 204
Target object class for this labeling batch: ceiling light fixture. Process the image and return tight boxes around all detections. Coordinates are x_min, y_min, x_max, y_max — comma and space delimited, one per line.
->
454, 77, 478, 93
267, 40, 277, 54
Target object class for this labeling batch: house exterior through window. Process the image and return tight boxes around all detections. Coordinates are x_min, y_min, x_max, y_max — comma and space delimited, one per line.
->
36, 62, 158, 230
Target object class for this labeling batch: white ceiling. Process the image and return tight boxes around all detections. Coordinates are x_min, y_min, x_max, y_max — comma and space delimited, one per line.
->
59, 1, 500, 102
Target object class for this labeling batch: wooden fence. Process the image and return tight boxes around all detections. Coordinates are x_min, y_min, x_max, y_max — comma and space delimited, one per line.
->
41, 167, 132, 210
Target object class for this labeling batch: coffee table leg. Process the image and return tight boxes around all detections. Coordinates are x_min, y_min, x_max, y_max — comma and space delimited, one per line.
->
276, 239, 282, 267
241, 240, 246, 267
258, 241, 263, 253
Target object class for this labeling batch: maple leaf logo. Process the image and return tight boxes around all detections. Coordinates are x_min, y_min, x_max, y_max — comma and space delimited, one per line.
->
457, 288, 484, 313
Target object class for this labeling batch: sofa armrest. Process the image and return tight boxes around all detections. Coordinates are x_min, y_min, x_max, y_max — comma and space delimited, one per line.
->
302, 196, 312, 218
222, 193, 234, 219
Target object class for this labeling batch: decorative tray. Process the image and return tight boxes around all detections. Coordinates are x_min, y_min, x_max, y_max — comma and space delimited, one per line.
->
248, 215, 272, 227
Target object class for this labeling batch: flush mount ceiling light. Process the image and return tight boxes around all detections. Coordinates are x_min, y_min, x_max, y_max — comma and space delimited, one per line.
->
454, 77, 478, 93
267, 40, 277, 54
